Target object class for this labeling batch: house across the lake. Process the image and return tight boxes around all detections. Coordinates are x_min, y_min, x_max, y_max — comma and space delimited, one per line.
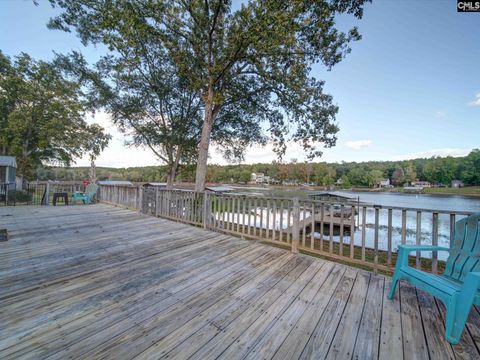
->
451, 179, 464, 188
377, 178, 391, 188
411, 180, 431, 188
250, 173, 270, 184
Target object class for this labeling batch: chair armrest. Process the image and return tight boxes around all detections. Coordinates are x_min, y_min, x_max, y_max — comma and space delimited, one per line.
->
398, 244, 450, 253
396, 244, 450, 267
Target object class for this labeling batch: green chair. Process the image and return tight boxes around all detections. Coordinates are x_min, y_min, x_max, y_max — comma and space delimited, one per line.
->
388, 213, 480, 344
72, 183, 99, 204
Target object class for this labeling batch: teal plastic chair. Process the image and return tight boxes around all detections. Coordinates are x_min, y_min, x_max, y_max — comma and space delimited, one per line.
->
388, 213, 480, 344
72, 183, 99, 204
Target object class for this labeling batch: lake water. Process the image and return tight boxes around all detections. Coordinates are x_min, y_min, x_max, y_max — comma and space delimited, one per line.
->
227, 186, 480, 258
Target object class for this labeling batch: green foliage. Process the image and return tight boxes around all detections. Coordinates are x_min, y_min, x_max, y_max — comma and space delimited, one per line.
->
0, 51, 110, 179
14, 189, 33, 203
48, 0, 371, 190
37, 150, 480, 189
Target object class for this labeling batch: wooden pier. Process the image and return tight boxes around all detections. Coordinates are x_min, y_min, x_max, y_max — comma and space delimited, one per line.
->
1, 204, 480, 359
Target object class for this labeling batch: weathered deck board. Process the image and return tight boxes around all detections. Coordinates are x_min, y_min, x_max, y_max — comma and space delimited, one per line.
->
1, 204, 479, 359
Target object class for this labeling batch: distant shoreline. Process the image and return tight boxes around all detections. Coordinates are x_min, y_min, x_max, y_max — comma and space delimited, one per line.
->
220, 184, 480, 199
346, 187, 480, 198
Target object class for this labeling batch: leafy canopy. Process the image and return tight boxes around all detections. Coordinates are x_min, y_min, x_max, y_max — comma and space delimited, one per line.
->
0, 51, 110, 178
48, 0, 370, 163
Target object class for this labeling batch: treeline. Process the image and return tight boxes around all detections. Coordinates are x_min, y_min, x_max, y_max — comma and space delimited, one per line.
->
36, 150, 480, 188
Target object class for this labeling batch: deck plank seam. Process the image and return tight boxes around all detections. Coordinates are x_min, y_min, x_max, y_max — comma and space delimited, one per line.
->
216, 261, 328, 360
55, 247, 278, 357
414, 287, 433, 360
320, 270, 359, 359
188, 258, 317, 360
349, 273, 372, 360
376, 277, 386, 360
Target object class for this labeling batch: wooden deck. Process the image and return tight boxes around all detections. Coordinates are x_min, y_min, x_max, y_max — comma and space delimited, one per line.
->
1, 204, 480, 360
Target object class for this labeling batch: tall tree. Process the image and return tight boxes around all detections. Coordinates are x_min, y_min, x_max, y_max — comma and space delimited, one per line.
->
0, 51, 110, 179
55, 50, 204, 189
48, 0, 370, 190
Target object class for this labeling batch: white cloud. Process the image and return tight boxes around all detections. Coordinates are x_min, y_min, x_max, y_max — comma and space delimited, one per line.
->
75, 111, 161, 168
210, 141, 319, 165
345, 140, 372, 150
71, 111, 471, 169
392, 148, 472, 161
469, 92, 480, 107
435, 111, 446, 118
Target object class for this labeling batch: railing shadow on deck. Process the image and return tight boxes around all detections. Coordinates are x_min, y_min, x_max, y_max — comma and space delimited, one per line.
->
97, 185, 474, 275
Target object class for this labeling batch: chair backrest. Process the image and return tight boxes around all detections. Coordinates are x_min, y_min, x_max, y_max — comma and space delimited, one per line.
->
85, 183, 99, 195
443, 213, 480, 282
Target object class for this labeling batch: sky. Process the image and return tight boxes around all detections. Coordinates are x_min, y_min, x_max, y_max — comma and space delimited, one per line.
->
0, 0, 479, 168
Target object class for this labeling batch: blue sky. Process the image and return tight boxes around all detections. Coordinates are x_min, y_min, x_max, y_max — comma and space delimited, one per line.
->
0, 0, 479, 167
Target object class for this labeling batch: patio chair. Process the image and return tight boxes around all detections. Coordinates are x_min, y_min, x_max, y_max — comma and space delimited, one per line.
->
388, 213, 480, 344
72, 183, 99, 205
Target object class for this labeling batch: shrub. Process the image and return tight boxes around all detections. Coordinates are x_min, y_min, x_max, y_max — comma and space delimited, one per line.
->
14, 190, 33, 203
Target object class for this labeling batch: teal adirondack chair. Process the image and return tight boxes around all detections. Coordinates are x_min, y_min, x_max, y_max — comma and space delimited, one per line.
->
388, 213, 480, 344
72, 183, 99, 204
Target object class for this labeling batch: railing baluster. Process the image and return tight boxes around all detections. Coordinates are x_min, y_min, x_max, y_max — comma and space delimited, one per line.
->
203, 192, 208, 229
234, 195, 238, 233
279, 200, 284, 242
272, 200, 277, 241
329, 204, 334, 254
350, 205, 355, 259
260, 198, 264, 238
339, 205, 344, 256
222, 196, 227, 230
387, 208, 393, 268
311, 203, 315, 250
226, 196, 231, 231
432, 212, 439, 274
287, 204, 292, 243
450, 213, 456, 248
246, 197, 251, 235
401, 209, 407, 244
291, 198, 300, 254
416, 210, 422, 269
374, 206, 380, 274
212, 194, 216, 228
266, 199, 271, 239
253, 197, 258, 237
242, 196, 247, 235
361, 206, 366, 262
302, 203, 306, 247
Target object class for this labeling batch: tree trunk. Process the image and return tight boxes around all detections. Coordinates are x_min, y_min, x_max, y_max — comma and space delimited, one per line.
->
195, 86, 215, 191
166, 166, 176, 190
89, 158, 97, 183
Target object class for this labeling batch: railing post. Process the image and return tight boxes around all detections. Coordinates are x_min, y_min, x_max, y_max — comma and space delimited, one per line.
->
45, 182, 50, 206
387, 208, 393, 268
138, 185, 143, 211
416, 210, 422, 269
291, 197, 300, 254
203, 191, 209, 229
432, 212, 439, 274
374, 205, 380, 274
155, 187, 159, 217
350, 205, 355, 259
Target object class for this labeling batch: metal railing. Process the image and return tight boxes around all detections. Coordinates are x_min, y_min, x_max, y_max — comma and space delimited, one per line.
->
0, 182, 16, 206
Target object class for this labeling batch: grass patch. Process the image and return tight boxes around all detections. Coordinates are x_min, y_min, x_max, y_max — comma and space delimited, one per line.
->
423, 187, 480, 197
